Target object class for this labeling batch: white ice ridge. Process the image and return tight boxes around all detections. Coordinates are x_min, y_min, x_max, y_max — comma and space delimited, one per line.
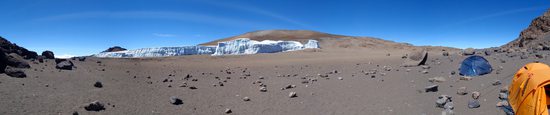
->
94, 46, 216, 58
212, 38, 319, 56
93, 38, 320, 58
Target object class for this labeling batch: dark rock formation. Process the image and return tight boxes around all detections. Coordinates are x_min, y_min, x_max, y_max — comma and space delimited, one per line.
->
55, 59, 74, 70
102, 46, 127, 53
6, 53, 30, 68
402, 49, 428, 67
4, 66, 26, 78
0, 36, 38, 59
41, 50, 55, 59
84, 101, 105, 111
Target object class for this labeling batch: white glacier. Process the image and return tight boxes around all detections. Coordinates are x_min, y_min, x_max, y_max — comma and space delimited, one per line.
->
94, 46, 216, 58
212, 38, 318, 56
93, 38, 320, 58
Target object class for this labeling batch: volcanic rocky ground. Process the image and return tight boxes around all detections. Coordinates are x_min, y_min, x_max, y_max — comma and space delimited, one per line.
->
1, 45, 546, 115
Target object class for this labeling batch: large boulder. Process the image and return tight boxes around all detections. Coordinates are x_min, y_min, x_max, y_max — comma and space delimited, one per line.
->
4, 66, 26, 78
6, 53, 30, 68
0, 50, 7, 73
41, 50, 55, 59
402, 49, 428, 67
55, 59, 74, 70
463, 48, 475, 55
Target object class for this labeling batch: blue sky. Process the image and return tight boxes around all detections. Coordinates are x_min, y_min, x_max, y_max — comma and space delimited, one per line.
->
0, 0, 549, 57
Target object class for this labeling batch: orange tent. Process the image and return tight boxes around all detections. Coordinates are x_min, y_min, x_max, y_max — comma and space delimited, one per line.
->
509, 63, 550, 115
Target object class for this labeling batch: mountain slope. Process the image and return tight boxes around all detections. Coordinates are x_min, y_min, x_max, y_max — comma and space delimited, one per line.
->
200, 30, 346, 46
503, 9, 550, 49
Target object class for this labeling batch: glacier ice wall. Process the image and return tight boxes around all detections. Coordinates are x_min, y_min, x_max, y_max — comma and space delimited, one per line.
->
212, 38, 319, 56
94, 38, 320, 58
94, 46, 216, 58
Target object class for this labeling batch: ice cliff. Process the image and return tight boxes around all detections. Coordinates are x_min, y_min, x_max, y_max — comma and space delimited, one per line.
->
94, 38, 320, 58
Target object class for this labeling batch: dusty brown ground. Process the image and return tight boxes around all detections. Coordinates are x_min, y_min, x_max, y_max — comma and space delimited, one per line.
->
0, 47, 546, 115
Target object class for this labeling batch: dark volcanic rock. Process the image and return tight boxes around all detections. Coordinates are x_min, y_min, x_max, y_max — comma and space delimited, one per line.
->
463, 48, 475, 55
4, 66, 26, 78
102, 46, 127, 53
94, 81, 103, 88
6, 53, 30, 68
425, 85, 438, 92
170, 96, 184, 105
0, 50, 6, 73
55, 59, 74, 70
0, 36, 38, 59
36, 56, 45, 63
41, 50, 55, 59
84, 101, 105, 111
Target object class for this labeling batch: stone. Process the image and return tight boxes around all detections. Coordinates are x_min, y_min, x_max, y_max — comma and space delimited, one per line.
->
484, 50, 492, 56
459, 76, 472, 81
6, 53, 30, 68
468, 100, 480, 108
536, 54, 545, 58
498, 93, 508, 100
243, 97, 250, 101
84, 101, 106, 111
500, 86, 509, 93
402, 49, 428, 67
258, 76, 264, 79
444, 102, 454, 110
428, 77, 446, 83
421, 65, 431, 69
496, 101, 509, 107
492, 80, 502, 86
442, 109, 454, 115
436, 95, 451, 108
4, 66, 26, 78
450, 71, 456, 75
425, 85, 438, 92
442, 52, 449, 56
520, 55, 528, 59
260, 87, 267, 92
463, 48, 475, 55
41, 50, 55, 59
225, 108, 232, 114
421, 70, 429, 74
457, 87, 467, 95
338, 77, 343, 80
36, 56, 44, 63
284, 84, 296, 89
170, 96, 183, 105
94, 81, 103, 88
55, 59, 74, 70
472, 91, 480, 99
289, 92, 297, 98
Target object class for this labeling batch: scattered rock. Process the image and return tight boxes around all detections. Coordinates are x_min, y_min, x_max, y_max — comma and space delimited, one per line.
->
225, 108, 232, 114
284, 84, 296, 89
421, 65, 431, 69
36, 56, 44, 63
442, 52, 449, 56
338, 77, 343, 80
421, 70, 429, 74
459, 76, 473, 81
170, 96, 183, 105
436, 95, 451, 108
289, 92, 297, 98
472, 91, 480, 99
450, 71, 456, 75
444, 102, 454, 110
520, 55, 528, 59
428, 77, 446, 83
425, 85, 438, 92
498, 93, 508, 100
468, 100, 480, 108
463, 48, 475, 55
55, 59, 74, 70
457, 87, 467, 95
492, 80, 502, 86
260, 87, 267, 92
484, 50, 492, 56
84, 101, 105, 111
496, 101, 509, 107
243, 97, 250, 101
41, 50, 55, 59
94, 81, 103, 88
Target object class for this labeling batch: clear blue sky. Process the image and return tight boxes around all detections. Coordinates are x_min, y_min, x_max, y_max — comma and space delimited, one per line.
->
0, 0, 549, 57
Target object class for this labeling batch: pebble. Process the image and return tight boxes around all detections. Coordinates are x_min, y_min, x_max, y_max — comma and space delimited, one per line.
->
444, 102, 454, 110
84, 101, 106, 111
225, 108, 232, 114
498, 93, 508, 100
421, 65, 430, 69
289, 92, 297, 98
94, 81, 103, 88
170, 96, 183, 105
428, 77, 446, 83
260, 87, 267, 92
421, 70, 429, 74
471, 91, 480, 99
425, 85, 438, 92
492, 80, 502, 86
496, 100, 509, 107
468, 100, 480, 108
459, 76, 472, 81
457, 87, 467, 95
338, 77, 343, 80
436, 95, 451, 108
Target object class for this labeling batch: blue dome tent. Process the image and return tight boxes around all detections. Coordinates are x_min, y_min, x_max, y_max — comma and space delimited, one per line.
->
459, 55, 492, 76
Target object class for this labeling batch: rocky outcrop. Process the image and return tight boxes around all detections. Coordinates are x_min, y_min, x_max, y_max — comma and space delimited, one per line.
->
41, 50, 55, 59
503, 9, 550, 49
102, 46, 127, 53
0, 36, 38, 59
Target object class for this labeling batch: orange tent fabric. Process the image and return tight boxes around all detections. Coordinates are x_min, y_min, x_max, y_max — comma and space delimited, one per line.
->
509, 63, 550, 115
